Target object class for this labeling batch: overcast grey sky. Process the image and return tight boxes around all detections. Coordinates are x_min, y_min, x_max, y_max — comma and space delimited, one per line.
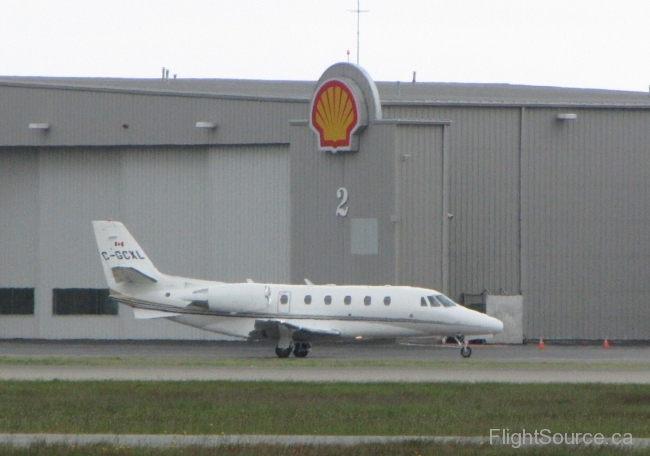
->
2, 0, 649, 92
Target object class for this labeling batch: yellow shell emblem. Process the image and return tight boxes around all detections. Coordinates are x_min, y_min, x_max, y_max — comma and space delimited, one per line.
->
311, 80, 359, 150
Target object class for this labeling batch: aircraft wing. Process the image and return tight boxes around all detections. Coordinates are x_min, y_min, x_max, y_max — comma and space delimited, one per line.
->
250, 319, 341, 342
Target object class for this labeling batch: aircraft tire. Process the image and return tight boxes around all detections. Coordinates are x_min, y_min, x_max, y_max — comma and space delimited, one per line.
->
293, 342, 311, 358
460, 346, 472, 358
275, 346, 292, 358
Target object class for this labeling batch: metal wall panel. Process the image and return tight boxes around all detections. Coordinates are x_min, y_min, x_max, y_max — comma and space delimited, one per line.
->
522, 108, 650, 339
34, 148, 123, 338
289, 123, 347, 284
119, 148, 211, 281
0, 149, 39, 285
0, 86, 306, 147
0, 144, 290, 339
395, 124, 446, 290
204, 144, 290, 284
4, 79, 650, 341
0, 149, 40, 337
290, 123, 396, 286
384, 106, 521, 302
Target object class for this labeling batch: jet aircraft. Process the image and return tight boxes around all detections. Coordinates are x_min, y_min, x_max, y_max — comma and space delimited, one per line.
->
93, 220, 503, 358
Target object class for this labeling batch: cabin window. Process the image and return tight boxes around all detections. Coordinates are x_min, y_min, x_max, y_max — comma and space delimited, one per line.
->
364, 296, 371, 306
436, 294, 457, 308
0, 288, 35, 315
280, 294, 289, 305
324, 295, 332, 305
421, 297, 428, 307
344, 296, 352, 305
383, 296, 391, 306
304, 295, 312, 305
427, 296, 441, 307
52, 288, 117, 315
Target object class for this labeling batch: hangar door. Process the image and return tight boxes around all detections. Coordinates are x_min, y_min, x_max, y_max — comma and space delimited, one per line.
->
395, 123, 449, 293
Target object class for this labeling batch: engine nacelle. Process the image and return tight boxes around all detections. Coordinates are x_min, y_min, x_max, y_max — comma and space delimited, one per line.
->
207, 283, 270, 313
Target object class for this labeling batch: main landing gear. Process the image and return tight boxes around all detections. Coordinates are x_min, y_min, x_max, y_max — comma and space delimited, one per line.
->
275, 342, 311, 358
275, 345, 292, 358
275, 323, 311, 358
456, 334, 472, 358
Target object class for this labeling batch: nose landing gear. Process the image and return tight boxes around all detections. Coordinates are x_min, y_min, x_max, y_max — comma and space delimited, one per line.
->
456, 334, 472, 358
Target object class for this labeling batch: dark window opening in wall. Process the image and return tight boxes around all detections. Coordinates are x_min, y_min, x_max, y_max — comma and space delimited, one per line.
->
52, 288, 117, 315
0, 288, 35, 315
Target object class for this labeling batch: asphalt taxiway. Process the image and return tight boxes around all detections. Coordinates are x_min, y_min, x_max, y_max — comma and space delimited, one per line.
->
0, 340, 649, 383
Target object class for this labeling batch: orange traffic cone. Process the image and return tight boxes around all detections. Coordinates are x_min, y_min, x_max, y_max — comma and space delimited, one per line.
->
538, 338, 545, 349
603, 338, 610, 348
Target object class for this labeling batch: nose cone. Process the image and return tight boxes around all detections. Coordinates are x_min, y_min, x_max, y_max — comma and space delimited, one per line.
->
485, 315, 504, 334
462, 307, 504, 334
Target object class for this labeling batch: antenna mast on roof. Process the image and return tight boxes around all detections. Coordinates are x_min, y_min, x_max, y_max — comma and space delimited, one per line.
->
348, 0, 369, 65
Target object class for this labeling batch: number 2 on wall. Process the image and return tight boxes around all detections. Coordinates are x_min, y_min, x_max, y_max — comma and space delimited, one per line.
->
336, 187, 349, 217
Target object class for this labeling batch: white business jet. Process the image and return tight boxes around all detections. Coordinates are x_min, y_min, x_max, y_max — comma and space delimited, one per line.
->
93, 220, 503, 358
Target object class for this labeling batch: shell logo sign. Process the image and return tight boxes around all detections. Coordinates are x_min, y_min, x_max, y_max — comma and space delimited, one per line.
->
310, 78, 367, 153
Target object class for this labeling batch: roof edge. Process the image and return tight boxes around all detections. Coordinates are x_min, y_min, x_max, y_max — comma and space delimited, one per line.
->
0, 79, 310, 104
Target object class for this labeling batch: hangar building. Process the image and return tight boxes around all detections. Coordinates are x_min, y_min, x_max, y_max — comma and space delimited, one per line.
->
1, 63, 649, 342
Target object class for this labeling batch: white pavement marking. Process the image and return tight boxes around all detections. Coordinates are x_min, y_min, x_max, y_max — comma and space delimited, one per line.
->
1, 366, 650, 383
0, 434, 649, 448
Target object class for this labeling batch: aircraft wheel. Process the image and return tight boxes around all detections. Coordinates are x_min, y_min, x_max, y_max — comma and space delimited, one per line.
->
293, 342, 311, 358
460, 346, 472, 358
275, 345, 292, 358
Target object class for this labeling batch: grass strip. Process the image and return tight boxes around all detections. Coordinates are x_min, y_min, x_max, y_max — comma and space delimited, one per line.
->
0, 381, 648, 437
0, 442, 639, 456
1, 356, 649, 370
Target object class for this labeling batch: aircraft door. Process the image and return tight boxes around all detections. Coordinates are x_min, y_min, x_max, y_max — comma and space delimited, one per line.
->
277, 291, 291, 314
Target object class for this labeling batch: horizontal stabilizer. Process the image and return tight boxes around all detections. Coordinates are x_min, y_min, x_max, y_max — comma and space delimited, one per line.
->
132, 308, 181, 319
111, 267, 158, 284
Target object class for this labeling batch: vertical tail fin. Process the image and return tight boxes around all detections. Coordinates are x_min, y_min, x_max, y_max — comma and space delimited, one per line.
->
92, 220, 163, 288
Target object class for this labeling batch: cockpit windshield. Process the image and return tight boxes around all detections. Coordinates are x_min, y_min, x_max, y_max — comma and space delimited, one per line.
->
426, 295, 441, 307
435, 294, 457, 308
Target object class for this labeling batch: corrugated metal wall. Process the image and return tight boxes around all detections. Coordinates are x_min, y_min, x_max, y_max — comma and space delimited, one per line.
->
386, 104, 650, 340
522, 108, 650, 339
0, 149, 40, 337
289, 122, 397, 286
0, 144, 289, 339
385, 106, 521, 303
395, 124, 447, 291
4, 79, 650, 341
0, 85, 306, 146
